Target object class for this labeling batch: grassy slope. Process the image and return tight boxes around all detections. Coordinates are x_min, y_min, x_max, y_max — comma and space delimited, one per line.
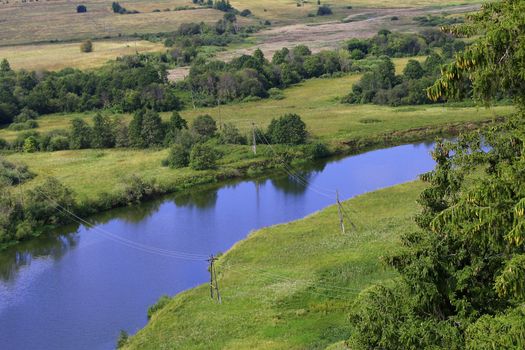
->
125, 180, 425, 349
0, 40, 165, 71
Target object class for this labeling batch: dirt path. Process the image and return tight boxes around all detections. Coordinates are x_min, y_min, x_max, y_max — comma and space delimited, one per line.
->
168, 4, 478, 82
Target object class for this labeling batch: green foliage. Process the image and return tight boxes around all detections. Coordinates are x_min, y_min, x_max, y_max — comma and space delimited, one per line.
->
117, 330, 129, 349
140, 110, 164, 147
147, 295, 171, 320
122, 175, 157, 204
91, 113, 115, 149
351, 2, 525, 348
266, 113, 307, 145
69, 118, 92, 149
164, 111, 188, 145
164, 144, 190, 168
465, 306, 525, 349
218, 123, 245, 144
191, 114, 217, 138
189, 143, 220, 170
23, 136, 37, 153
0, 157, 33, 186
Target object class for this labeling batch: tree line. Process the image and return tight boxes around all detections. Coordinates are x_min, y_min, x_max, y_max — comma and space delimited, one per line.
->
0, 57, 180, 126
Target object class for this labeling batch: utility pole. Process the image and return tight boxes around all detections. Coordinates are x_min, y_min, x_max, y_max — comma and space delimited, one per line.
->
336, 190, 345, 234
252, 122, 257, 155
207, 254, 222, 304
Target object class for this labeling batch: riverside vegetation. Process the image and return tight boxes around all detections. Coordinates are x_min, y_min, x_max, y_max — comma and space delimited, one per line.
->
0, 27, 514, 248
123, 1, 525, 349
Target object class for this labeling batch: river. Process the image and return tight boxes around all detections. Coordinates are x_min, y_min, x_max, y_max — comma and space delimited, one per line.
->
0, 142, 436, 350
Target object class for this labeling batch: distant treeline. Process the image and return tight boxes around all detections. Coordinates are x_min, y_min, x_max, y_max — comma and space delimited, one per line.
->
184, 28, 466, 106
0, 57, 180, 126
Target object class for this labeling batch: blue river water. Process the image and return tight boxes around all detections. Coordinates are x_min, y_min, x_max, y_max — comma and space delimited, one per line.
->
0, 142, 436, 350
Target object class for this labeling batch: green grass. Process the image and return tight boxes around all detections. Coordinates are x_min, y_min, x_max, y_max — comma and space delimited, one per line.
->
124, 180, 426, 349
0, 40, 165, 71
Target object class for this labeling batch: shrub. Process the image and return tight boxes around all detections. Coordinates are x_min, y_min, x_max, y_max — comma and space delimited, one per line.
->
13, 108, 38, 123
164, 144, 190, 168
240, 9, 252, 17
266, 113, 308, 145
23, 136, 37, 153
190, 144, 220, 170
191, 115, 217, 138
308, 142, 330, 159
8, 120, 38, 131
147, 295, 171, 319
218, 123, 246, 144
317, 5, 333, 16
80, 40, 93, 53
116, 330, 128, 348
48, 136, 70, 151
268, 88, 285, 100
76, 5, 87, 13
0, 157, 34, 185
121, 175, 157, 204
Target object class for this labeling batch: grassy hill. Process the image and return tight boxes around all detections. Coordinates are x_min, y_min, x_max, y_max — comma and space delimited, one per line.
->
123, 180, 426, 349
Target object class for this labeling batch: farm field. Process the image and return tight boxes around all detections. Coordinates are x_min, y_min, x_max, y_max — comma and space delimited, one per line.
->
0, 40, 165, 71
0, 0, 226, 46
124, 180, 426, 349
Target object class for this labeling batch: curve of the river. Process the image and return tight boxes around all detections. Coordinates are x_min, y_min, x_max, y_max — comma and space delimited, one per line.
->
0, 142, 436, 350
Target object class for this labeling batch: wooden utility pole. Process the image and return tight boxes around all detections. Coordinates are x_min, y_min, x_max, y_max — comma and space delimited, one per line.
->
207, 255, 222, 304
336, 190, 345, 234
252, 122, 257, 155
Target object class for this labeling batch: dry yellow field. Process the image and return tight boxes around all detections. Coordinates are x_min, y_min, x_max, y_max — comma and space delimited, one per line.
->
0, 0, 224, 46
0, 40, 165, 71
230, 0, 481, 22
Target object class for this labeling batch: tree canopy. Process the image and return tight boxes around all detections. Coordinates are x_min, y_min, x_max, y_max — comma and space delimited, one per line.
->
350, 1, 525, 348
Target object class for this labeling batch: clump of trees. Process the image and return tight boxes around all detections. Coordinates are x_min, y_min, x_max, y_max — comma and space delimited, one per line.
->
0, 57, 180, 126
349, 1, 525, 348
342, 54, 448, 106
112, 2, 139, 14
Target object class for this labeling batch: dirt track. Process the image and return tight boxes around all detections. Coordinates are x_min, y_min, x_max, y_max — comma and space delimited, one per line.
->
168, 4, 478, 82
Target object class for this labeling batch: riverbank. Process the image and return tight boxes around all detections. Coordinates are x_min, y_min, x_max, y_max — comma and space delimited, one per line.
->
123, 180, 426, 349
0, 116, 497, 251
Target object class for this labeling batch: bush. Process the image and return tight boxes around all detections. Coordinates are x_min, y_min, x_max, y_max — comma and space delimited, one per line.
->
48, 136, 70, 151
218, 123, 246, 144
317, 5, 333, 16
121, 175, 157, 204
164, 144, 190, 168
189, 144, 220, 170
23, 136, 37, 153
266, 113, 308, 145
147, 295, 171, 319
240, 9, 252, 17
13, 108, 38, 123
308, 142, 330, 159
77, 5, 87, 13
8, 120, 38, 131
191, 115, 217, 138
0, 157, 34, 185
80, 39, 93, 53
268, 88, 285, 100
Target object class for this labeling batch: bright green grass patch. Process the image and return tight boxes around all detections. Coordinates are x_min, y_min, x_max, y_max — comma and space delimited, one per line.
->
124, 180, 426, 349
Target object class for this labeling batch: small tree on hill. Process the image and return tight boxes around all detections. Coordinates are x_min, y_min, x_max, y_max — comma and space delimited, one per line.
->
69, 118, 92, 149
164, 144, 190, 168
80, 40, 93, 53
191, 115, 217, 138
189, 144, 220, 170
266, 113, 307, 145
91, 113, 115, 148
